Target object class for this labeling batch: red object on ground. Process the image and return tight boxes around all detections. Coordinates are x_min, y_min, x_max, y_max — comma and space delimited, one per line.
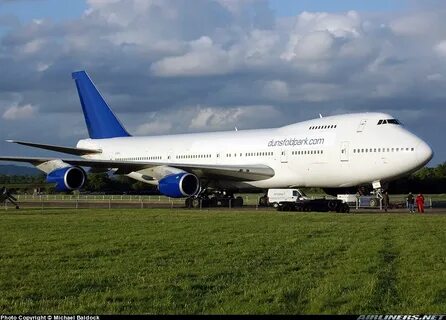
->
416, 194, 425, 213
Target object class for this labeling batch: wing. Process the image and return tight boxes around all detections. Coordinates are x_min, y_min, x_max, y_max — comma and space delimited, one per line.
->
0, 156, 274, 181
6, 140, 101, 156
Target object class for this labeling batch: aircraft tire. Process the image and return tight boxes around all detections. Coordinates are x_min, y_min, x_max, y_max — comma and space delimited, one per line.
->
259, 196, 268, 207
192, 198, 201, 208
210, 197, 218, 207
185, 198, 193, 208
328, 200, 337, 211
234, 196, 244, 207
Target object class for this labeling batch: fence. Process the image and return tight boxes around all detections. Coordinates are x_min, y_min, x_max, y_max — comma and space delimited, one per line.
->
353, 196, 433, 210
3, 194, 440, 211
4, 194, 264, 210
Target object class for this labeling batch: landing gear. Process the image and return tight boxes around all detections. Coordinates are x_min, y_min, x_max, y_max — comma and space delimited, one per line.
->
258, 195, 268, 207
185, 191, 244, 208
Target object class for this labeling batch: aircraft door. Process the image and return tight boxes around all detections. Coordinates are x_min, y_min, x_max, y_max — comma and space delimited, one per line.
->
357, 119, 367, 132
167, 149, 173, 163
280, 149, 288, 163
340, 142, 349, 162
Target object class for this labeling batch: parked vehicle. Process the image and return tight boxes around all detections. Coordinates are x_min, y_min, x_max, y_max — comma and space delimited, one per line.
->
267, 188, 349, 213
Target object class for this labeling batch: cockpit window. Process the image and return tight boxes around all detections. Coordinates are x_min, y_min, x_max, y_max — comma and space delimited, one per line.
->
377, 119, 401, 125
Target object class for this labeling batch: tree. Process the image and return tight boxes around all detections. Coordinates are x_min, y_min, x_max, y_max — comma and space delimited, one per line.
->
85, 173, 112, 192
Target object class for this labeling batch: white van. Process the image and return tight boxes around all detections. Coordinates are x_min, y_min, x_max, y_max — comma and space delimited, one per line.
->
267, 189, 309, 208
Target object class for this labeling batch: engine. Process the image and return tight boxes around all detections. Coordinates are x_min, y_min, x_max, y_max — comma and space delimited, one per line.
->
46, 166, 87, 192
158, 172, 200, 198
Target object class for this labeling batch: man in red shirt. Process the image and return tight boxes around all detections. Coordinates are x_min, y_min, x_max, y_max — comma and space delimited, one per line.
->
416, 193, 425, 213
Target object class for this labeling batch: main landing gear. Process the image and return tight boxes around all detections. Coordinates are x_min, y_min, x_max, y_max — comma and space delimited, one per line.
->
185, 191, 244, 208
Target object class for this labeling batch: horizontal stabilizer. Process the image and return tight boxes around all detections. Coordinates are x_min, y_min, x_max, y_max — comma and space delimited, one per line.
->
6, 140, 102, 156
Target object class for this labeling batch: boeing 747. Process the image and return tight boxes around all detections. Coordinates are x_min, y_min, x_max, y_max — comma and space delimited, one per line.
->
0, 71, 433, 207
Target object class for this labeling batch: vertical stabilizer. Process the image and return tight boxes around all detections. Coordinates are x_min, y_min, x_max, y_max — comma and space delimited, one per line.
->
72, 71, 131, 139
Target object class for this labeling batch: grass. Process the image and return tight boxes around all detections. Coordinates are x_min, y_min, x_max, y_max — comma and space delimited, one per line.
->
0, 208, 445, 314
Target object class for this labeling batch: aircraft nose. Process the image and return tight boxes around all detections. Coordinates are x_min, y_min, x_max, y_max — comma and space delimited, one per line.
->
416, 141, 433, 165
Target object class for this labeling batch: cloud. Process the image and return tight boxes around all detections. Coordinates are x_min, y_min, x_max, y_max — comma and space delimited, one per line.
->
390, 12, 441, 37
188, 105, 280, 130
434, 40, 446, 57
134, 104, 282, 136
261, 80, 289, 100
2, 103, 37, 120
0, 1, 445, 163
150, 36, 238, 77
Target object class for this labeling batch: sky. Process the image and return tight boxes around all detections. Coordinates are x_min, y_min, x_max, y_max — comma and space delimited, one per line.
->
0, 0, 445, 165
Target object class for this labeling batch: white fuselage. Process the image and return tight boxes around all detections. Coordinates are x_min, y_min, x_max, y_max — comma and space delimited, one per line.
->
77, 112, 433, 190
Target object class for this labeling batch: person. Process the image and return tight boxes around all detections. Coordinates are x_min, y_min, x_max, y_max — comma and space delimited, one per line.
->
1, 186, 19, 209
383, 191, 390, 212
407, 192, 415, 213
416, 193, 425, 213
355, 191, 361, 208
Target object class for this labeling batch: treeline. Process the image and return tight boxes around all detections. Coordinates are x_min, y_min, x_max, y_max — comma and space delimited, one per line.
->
389, 162, 446, 194
1, 162, 446, 194
0, 173, 158, 194
82, 173, 158, 194
0, 174, 46, 185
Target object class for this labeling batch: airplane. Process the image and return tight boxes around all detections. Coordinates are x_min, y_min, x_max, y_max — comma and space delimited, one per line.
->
0, 71, 433, 207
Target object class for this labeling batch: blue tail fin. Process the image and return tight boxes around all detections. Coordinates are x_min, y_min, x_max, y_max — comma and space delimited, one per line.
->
72, 71, 131, 139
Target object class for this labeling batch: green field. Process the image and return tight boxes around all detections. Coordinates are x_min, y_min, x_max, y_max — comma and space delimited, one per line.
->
1, 208, 445, 314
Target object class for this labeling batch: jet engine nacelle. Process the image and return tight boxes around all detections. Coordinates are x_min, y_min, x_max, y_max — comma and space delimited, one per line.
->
46, 166, 87, 192
158, 172, 200, 198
